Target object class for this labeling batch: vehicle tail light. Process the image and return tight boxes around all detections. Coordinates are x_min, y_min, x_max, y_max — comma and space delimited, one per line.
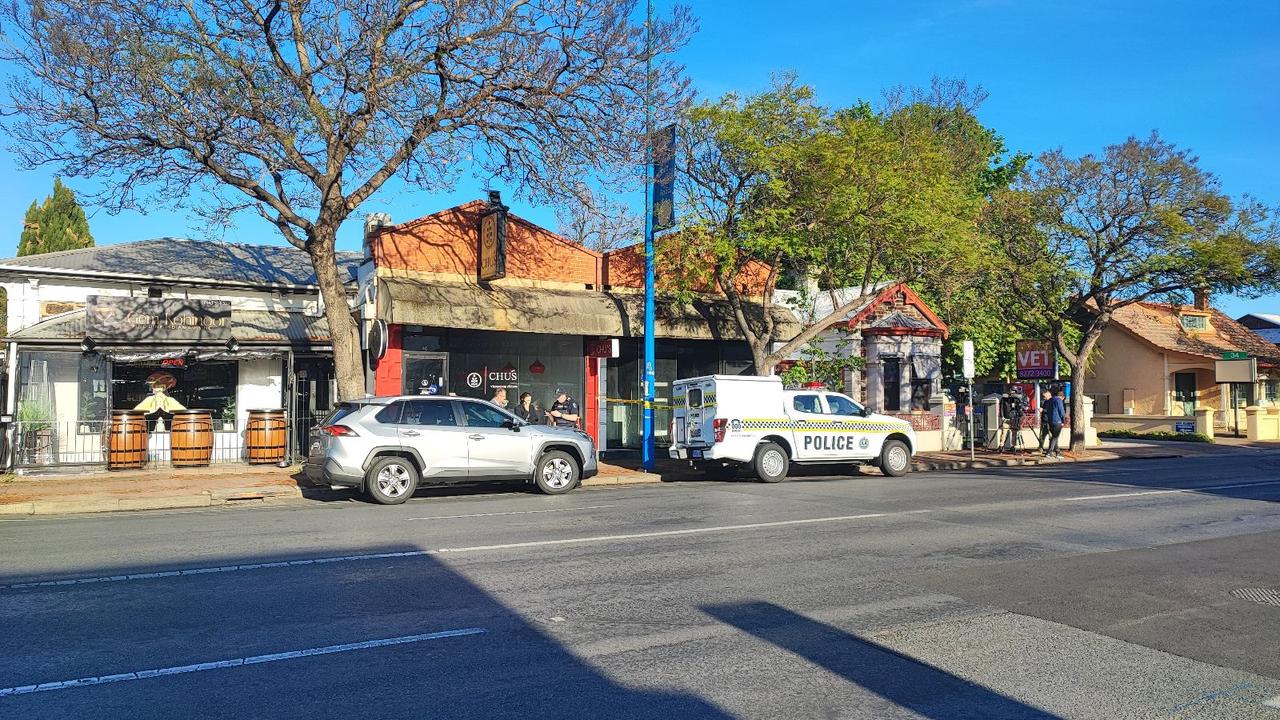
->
323, 425, 359, 437
713, 418, 728, 442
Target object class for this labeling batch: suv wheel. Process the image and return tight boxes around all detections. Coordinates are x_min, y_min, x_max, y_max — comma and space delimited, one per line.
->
365, 456, 419, 505
535, 450, 580, 495
879, 439, 911, 477
753, 442, 789, 483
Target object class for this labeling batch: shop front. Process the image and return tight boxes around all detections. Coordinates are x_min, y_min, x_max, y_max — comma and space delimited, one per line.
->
6, 296, 328, 471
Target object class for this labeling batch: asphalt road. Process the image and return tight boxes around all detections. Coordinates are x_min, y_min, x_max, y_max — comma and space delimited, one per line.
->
2, 451, 1279, 719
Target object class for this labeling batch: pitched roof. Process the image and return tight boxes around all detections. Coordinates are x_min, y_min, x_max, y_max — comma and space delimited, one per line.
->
0, 238, 363, 288
9, 307, 332, 345
1111, 302, 1280, 364
1238, 312, 1280, 329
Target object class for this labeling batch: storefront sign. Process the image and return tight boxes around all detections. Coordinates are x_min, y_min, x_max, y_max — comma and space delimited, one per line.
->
1174, 420, 1196, 434
1015, 340, 1055, 379
87, 296, 231, 341
479, 209, 508, 281
585, 337, 620, 358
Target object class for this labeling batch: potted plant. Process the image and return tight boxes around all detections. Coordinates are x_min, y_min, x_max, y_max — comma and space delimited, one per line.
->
17, 398, 55, 465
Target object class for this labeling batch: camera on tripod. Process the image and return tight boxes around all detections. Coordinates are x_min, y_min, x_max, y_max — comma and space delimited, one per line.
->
1000, 389, 1027, 421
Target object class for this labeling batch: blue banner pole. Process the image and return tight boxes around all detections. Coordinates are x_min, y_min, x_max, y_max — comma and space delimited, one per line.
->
641, 0, 656, 471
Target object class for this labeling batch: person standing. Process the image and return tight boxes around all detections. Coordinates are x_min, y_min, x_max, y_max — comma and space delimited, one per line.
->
490, 387, 508, 408
1037, 389, 1053, 453
547, 388, 580, 428
1044, 388, 1066, 459
514, 392, 542, 424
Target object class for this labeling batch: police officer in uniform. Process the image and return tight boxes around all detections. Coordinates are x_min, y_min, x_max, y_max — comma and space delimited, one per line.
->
547, 388, 580, 428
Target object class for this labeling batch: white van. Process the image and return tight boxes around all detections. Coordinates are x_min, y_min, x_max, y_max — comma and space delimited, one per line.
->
669, 375, 915, 482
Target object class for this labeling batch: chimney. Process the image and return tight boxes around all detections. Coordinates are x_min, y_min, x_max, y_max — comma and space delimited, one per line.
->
1193, 288, 1211, 312
487, 190, 504, 209
363, 212, 392, 262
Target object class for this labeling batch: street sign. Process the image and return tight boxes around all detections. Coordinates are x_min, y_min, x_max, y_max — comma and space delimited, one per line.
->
1215, 358, 1257, 383
961, 340, 975, 380
1221, 351, 1247, 360
1174, 421, 1195, 434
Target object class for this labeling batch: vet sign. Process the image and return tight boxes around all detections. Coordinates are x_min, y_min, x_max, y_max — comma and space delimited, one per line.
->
1015, 340, 1056, 379
1174, 420, 1196, 434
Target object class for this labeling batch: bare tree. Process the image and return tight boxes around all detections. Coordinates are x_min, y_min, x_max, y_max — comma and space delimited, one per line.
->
554, 183, 641, 252
2, 0, 693, 399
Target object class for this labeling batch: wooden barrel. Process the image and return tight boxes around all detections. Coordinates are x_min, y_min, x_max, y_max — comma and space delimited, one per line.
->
171, 410, 214, 467
108, 410, 148, 470
245, 409, 287, 464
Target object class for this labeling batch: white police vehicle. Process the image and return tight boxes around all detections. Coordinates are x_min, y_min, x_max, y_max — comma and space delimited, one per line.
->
668, 375, 915, 482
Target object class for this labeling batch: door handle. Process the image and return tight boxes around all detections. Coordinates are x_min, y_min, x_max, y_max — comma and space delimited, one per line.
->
402, 430, 421, 437
468, 434, 485, 440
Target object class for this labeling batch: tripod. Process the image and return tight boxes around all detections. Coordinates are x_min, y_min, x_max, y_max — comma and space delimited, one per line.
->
1003, 413, 1027, 453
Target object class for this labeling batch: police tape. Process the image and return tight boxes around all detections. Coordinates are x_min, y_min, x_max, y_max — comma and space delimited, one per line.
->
604, 397, 677, 411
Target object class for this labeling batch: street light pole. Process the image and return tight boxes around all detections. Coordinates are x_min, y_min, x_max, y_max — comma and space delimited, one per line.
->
641, 0, 656, 471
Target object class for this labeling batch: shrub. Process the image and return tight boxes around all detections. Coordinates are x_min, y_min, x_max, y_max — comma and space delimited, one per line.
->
1098, 429, 1213, 443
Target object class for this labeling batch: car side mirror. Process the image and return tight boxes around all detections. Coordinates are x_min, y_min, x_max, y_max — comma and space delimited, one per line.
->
503, 419, 520, 432
861, 407, 873, 417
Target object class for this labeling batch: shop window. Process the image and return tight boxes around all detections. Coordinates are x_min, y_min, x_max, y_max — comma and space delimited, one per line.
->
1266, 380, 1280, 404
910, 380, 932, 411
112, 362, 240, 427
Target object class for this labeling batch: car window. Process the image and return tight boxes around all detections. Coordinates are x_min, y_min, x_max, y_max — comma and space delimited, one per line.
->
688, 388, 703, 408
792, 394, 821, 414
374, 402, 403, 424
322, 402, 365, 426
824, 394, 864, 417
402, 399, 457, 426
462, 402, 511, 428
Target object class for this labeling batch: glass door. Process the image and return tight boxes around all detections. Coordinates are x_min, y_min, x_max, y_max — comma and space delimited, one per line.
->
1174, 372, 1196, 416
403, 352, 450, 396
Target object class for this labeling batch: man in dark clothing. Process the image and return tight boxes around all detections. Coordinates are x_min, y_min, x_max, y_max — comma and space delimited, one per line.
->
547, 388, 580, 428
1037, 389, 1053, 452
1044, 388, 1066, 459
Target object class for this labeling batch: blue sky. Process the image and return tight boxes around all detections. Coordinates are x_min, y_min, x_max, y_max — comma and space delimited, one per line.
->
1, 0, 1277, 316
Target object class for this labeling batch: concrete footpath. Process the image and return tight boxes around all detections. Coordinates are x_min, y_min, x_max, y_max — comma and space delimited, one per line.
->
0, 461, 661, 517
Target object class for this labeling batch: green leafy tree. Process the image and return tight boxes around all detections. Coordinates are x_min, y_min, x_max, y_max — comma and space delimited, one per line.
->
999, 133, 1280, 447
676, 77, 1024, 376
17, 179, 95, 256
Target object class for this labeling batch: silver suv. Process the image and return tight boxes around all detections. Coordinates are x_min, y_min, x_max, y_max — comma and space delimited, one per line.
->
304, 396, 598, 504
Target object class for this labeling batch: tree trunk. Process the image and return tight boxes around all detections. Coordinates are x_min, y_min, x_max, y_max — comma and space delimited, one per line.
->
1067, 327, 1103, 450
753, 343, 775, 376
309, 227, 364, 401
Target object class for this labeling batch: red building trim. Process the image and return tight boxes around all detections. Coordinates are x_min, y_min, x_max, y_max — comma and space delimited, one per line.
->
584, 357, 600, 445
373, 323, 404, 396
861, 327, 945, 338
846, 282, 950, 338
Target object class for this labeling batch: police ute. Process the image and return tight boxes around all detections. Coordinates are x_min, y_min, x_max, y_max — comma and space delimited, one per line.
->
669, 375, 915, 482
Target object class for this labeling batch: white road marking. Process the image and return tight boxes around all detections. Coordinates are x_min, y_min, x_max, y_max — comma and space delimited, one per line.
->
407, 504, 616, 521
1060, 479, 1280, 502
6, 480, 1279, 590
1264, 695, 1280, 709
434, 512, 923, 553
0, 627, 486, 698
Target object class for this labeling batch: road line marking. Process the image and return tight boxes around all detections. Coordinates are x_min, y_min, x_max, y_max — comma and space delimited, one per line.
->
0, 549, 436, 591
435, 512, 925, 553
0, 627, 486, 698
1263, 695, 1280, 709
1060, 479, 1280, 502
407, 504, 616, 521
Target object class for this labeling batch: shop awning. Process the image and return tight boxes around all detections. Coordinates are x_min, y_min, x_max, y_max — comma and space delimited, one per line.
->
377, 278, 802, 341
7, 308, 332, 347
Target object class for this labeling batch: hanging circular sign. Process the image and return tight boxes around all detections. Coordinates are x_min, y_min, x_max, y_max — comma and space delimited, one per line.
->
466, 372, 483, 389
367, 319, 388, 362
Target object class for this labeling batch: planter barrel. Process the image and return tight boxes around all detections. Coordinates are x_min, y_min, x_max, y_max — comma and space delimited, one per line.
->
108, 410, 148, 470
245, 409, 287, 464
171, 410, 214, 467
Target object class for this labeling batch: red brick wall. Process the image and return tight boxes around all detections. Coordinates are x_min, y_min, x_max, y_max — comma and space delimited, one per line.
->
374, 201, 601, 286
602, 243, 774, 296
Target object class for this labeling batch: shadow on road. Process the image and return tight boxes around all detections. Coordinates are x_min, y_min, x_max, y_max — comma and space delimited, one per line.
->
0, 545, 733, 719
702, 601, 1063, 720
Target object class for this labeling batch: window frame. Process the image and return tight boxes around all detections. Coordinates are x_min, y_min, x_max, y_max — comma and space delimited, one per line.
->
791, 393, 823, 415
1179, 313, 1209, 331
